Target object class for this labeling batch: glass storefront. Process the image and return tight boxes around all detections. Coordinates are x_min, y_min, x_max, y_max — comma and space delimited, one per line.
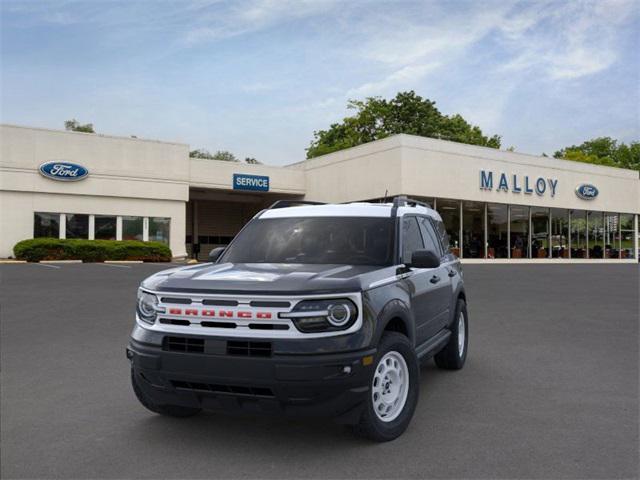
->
65, 214, 89, 239
603, 213, 619, 259
436, 199, 460, 256
620, 214, 636, 259
487, 203, 508, 259
34, 212, 60, 238
462, 201, 484, 258
551, 209, 569, 258
149, 217, 170, 245
122, 216, 143, 241
571, 210, 587, 258
531, 207, 550, 259
588, 211, 604, 258
510, 206, 529, 259
95, 215, 117, 240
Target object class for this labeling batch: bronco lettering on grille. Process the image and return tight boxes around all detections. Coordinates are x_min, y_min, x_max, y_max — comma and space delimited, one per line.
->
167, 308, 273, 320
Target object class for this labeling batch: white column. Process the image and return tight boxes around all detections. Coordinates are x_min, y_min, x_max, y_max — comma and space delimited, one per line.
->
634, 214, 639, 260
88, 215, 95, 240
116, 216, 123, 241
143, 217, 149, 242
59, 213, 66, 239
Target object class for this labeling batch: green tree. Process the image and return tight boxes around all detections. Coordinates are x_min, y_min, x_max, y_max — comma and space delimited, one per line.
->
64, 119, 94, 133
306, 91, 501, 158
554, 137, 640, 171
189, 149, 239, 162
244, 157, 262, 164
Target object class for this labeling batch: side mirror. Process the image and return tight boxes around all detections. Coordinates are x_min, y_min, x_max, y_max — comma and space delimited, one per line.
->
208, 247, 225, 263
409, 249, 440, 269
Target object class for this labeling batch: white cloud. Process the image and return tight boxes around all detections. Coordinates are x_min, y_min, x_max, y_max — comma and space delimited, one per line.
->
347, 63, 440, 97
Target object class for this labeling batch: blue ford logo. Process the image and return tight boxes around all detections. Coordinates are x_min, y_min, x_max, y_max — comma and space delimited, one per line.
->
575, 184, 598, 200
39, 161, 89, 182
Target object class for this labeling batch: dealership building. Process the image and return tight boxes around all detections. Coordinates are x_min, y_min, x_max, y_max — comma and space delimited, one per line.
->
1, 124, 638, 262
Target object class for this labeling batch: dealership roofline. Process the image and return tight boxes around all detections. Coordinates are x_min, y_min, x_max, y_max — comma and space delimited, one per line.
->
0, 123, 189, 147
290, 133, 640, 180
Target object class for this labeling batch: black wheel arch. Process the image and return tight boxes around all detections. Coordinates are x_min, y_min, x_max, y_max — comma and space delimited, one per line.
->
372, 299, 415, 347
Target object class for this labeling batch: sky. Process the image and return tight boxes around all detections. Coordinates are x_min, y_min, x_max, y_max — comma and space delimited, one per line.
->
1, 0, 639, 165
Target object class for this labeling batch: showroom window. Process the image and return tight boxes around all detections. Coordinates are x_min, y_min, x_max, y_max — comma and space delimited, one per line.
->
34, 212, 60, 238
603, 213, 619, 259
531, 207, 550, 259
94, 215, 117, 240
620, 214, 636, 259
122, 216, 143, 241
436, 199, 460, 256
487, 203, 508, 259
551, 209, 570, 258
571, 210, 587, 258
509, 206, 529, 259
588, 211, 604, 258
65, 214, 89, 239
462, 201, 485, 259
149, 217, 170, 245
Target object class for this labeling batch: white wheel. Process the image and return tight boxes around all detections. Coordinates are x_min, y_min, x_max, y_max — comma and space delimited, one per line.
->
371, 351, 409, 422
457, 311, 465, 358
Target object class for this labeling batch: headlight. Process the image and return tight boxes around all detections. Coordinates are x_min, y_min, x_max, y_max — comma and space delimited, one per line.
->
280, 298, 358, 333
136, 289, 163, 324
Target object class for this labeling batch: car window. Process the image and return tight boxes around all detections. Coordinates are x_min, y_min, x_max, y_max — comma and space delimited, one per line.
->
434, 219, 450, 253
418, 217, 443, 257
402, 217, 424, 264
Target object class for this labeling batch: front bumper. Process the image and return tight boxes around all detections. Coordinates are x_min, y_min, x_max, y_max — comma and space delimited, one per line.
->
128, 335, 376, 423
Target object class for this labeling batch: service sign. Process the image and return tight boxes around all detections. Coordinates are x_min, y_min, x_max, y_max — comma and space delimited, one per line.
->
233, 173, 269, 192
575, 184, 598, 200
39, 161, 89, 182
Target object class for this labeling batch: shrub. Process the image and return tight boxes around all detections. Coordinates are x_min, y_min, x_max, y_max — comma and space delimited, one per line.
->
13, 238, 172, 262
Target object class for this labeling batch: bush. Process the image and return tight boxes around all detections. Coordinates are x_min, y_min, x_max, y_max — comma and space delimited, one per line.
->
13, 238, 172, 262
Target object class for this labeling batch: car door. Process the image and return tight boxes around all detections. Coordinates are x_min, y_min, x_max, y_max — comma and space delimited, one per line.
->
400, 216, 445, 345
418, 216, 453, 336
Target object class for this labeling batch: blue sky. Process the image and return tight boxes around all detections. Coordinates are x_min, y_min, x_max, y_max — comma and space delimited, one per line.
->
2, 0, 639, 165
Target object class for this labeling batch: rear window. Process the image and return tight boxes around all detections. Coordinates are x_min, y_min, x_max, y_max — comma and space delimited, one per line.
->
220, 217, 395, 266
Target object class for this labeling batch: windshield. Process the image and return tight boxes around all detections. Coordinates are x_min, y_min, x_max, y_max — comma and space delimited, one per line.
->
220, 217, 395, 265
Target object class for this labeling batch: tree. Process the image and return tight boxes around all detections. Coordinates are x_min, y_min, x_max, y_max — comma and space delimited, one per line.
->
554, 137, 640, 172
306, 91, 501, 158
64, 119, 94, 133
244, 157, 262, 164
189, 149, 239, 162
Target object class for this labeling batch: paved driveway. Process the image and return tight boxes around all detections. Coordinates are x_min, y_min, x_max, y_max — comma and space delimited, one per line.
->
1, 263, 638, 479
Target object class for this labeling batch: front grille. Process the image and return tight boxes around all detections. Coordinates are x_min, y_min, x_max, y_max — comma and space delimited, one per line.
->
171, 380, 274, 397
227, 340, 272, 357
163, 336, 204, 353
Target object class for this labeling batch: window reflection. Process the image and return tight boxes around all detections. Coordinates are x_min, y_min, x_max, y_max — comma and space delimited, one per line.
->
95, 215, 117, 240
487, 203, 508, 259
531, 207, 550, 259
436, 199, 460, 257
34, 212, 59, 238
620, 214, 635, 259
603, 213, 619, 259
551, 209, 569, 258
122, 216, 143, 241
571, 210, 587, 258
149, 217, 170, 245
462, 201, 484, 259
510, 206, 529, 258
588, 212, 604, 258
66, 214, 89, 239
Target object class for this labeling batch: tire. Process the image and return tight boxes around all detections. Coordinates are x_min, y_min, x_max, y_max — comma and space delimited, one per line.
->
131, 368, 201, 418
353, 332, 419, 442
434, 298, 468, 370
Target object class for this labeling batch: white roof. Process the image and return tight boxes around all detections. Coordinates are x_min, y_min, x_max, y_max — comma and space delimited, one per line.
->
259, 202, 443, 221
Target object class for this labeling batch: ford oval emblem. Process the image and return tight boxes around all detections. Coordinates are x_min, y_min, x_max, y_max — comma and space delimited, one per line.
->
39, 161, 89, 182
575, 184, 598, 200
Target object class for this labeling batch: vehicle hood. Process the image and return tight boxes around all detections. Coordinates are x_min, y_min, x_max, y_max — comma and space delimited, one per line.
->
142, 262, 396, 295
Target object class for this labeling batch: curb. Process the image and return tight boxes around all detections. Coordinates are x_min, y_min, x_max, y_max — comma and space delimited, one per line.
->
104, 260, 144, 264
0, 259, 27, 264
40, 260, 82, 264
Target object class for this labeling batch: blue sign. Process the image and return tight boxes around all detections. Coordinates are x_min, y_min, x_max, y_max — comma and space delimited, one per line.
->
480, 170, 558, 197
575, 184, 598, 200
39, 161, 89, 182
233, 173, 269, 192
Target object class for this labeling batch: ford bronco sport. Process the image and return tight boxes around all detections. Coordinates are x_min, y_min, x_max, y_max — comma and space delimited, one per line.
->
127, 197, 468, 441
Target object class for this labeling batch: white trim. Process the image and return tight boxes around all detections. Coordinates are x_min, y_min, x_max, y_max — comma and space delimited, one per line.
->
88, 215, 95, 240
143, 217, 149, 242
116, 216, 123, 241
59, 213, 66, 239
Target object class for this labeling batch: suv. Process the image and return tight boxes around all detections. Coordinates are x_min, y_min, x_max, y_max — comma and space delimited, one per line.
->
127, 197, 468, 441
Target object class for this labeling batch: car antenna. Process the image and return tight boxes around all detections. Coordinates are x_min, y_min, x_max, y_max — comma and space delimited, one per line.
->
382, 189, 388, 203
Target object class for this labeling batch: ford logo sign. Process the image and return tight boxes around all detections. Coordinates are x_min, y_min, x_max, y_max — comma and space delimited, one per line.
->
39, 161, 89, 182
575, 184, 598, 200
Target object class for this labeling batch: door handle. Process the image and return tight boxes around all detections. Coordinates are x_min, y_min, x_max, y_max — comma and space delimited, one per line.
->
448, 269, 457, 277
430, 275, 440, 284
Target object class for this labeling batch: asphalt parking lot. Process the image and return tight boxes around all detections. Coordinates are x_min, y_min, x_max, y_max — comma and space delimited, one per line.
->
1, 263, 638, 479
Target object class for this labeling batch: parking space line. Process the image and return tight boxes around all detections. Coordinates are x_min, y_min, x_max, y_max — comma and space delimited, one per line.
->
96, 263, 132, 268
35, 263, 61, 269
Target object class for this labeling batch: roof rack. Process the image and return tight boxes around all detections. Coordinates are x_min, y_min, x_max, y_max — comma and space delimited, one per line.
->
268, 200, 326, 209
391, 196, 431, 216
